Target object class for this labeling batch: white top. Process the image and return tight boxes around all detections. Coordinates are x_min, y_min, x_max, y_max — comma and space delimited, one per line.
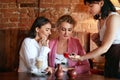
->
55, 53, 68, 68
18, 38, 50, 73
98, 12, 120, 44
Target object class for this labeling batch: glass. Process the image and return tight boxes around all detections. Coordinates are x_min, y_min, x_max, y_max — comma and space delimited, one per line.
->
36, 58, 43, 73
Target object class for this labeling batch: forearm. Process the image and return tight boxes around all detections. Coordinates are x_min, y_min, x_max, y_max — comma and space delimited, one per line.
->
81, 46, 108, 61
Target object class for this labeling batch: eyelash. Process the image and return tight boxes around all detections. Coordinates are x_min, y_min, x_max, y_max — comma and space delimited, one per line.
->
61, 28, 72, 31
46, 29, 50, 31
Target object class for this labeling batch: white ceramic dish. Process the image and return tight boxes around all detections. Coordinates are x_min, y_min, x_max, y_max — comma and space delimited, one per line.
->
31, 71, 48, 76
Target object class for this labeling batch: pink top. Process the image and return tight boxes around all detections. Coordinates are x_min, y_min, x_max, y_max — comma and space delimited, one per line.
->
48, 37, 90, 74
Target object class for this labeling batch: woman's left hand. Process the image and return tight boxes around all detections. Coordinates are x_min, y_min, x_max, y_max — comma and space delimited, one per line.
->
62, 67, 75, 72
45, 67, 54, 74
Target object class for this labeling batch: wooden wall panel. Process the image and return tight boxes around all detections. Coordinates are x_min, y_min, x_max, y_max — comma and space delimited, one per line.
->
0, 29, 29, 72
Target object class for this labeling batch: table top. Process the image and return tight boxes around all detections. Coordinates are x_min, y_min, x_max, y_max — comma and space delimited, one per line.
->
0, 72, 118, 80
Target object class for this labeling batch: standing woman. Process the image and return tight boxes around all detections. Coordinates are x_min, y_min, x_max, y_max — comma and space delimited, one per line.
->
70, 0, 120, 78
48, 15, 90, 74
18, 17, 52, 74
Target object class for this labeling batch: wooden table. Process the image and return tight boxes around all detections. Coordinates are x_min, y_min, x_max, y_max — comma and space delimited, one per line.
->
0, 72, 118, 80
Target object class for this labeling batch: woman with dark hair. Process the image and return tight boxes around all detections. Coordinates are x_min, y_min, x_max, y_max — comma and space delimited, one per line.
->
48, 15, 90, 74
18, 17, 53, 75
69, 0, 120, 78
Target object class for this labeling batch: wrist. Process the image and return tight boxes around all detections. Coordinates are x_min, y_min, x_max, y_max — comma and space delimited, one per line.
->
79, 56, 84, 61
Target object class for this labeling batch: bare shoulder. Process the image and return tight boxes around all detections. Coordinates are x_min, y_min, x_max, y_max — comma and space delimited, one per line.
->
106, 13, 120, 26
107, 13, 120, 21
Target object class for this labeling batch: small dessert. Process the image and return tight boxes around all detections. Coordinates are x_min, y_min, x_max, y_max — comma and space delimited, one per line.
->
64, 52, 75, 58
63, 52, 69, 58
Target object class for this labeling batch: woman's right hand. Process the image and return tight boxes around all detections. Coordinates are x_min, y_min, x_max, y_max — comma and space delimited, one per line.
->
69, 54, 81, 61
39, 37, 49, 47
45, 67, 54, 74
41, 39, 49, 46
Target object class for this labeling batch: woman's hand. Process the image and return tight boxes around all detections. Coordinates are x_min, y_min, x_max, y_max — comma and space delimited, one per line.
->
62, 67, 75, 72
45, 67, 54, 74
39, 37, 49, 47
62, 67, 68, 72
41, 39, 49, 46
69, 54, 82, 61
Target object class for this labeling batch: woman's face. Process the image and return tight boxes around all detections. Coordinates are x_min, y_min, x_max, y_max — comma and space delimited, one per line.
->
58, 22, 74, 40
36, 23, 51, 40
87, 1, 103, 16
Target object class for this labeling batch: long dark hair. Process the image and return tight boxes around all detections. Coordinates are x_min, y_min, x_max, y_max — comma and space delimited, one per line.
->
84, 0, 116, 20
28, 16, 51, 38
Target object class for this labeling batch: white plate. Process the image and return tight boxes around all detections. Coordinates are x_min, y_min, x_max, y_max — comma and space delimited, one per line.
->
31, 71, 48, 76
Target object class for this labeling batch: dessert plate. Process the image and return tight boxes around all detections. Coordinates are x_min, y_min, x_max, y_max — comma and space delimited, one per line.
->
31, 71, 48, 76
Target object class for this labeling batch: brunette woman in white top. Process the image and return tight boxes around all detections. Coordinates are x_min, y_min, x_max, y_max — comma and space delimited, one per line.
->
18, 17, 53, 75
69, 0, 120, 78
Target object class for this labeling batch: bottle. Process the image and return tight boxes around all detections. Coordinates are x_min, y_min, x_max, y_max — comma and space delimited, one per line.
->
55, 64, 64, 80
67, 69, 77, 79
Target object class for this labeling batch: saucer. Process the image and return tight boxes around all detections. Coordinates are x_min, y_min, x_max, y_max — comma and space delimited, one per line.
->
31, 71, 48, 76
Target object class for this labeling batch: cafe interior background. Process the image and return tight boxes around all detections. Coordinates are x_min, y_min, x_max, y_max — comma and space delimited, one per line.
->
0, 0, 120, 74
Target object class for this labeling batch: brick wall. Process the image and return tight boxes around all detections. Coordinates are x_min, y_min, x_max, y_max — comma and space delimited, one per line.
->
0, 0, 98, 33
0, 0, 120, 31
39, 0, 98, 33
0, 0, 38, 30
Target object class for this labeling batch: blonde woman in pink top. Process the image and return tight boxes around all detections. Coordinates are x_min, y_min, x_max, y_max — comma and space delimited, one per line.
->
48, 15, 90, 74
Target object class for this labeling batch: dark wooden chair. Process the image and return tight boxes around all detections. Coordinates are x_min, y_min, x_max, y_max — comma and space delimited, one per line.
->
0, 29, 29, 72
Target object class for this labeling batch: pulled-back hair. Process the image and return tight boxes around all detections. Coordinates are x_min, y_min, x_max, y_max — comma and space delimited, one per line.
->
28, 16, 51, 38
56, 15, 76, 28
84, 0, 116, 19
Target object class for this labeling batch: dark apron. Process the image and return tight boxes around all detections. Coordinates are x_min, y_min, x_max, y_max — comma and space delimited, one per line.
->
104, 44, 120, 78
